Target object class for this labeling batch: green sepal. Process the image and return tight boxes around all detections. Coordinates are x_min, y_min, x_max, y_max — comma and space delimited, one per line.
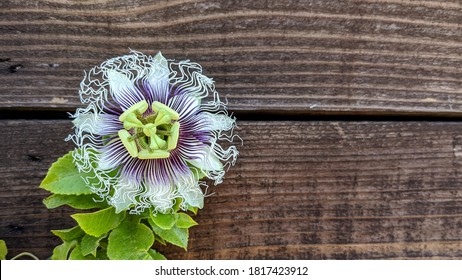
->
69, 244, 96, 260
72, 207, 125, 237
148, 249, 167, 260
40, 151, 93, 195
138, 209, 151, 219
173, 198, 182, 212
107, 217, 155, 260
150, 212, 177, 230
51, 226, 84, 242
0, 240, 7, 260
81, 233, 107, 257
43, 194, 105, 210
193, 170, 207, 181
188, 205, 199, 215
175, 213, 198, 229
188, 165, 207, 181
51, 240, 77, 260
149, 220, 188, 250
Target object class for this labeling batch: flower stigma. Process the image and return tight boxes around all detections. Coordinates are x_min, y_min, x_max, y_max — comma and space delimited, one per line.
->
118, 100, 180, 159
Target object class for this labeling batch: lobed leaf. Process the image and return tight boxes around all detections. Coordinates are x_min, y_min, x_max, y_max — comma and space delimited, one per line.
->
95, 249, 109, 260
153, 233, 166, 245
69, 244, 96, 260
51, 226, 84, 242
175, 213, 198, 229
150, 212, 177, 230
80, 233, 107, 257
107, 218, 154, 260
149, 221, 188, 250
43, 194, 105, 210
72, 207, 125, 237
51, 240, 77, 260
148, 249, 167, 260
40, 151, 93, 195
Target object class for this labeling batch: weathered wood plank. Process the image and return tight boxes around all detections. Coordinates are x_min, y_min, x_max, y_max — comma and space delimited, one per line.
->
0, 0, 461, 115
1, 120, 462, 259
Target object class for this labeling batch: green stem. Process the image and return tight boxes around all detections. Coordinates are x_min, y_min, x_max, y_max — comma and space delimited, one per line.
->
11, 252, 39, 260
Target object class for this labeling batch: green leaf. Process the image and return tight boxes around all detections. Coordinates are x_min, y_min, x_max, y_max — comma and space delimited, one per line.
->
43, 194, 105, 210
107, 219, 155, 260
149, 221, 188, 250
0, 240, 7, 260
175, 213, 198, 229
153, 233, 167, 245
69, 244, 96, 260
150, 212, 177, 230
138, 209, 152, 219
40, 151, 93, 195
81, 234, 107, 256
51, 226, 84, 242
148, 249, 167, 260
95, 249, 109, 260
51, 240, 77, 260
72, 207, 125, 237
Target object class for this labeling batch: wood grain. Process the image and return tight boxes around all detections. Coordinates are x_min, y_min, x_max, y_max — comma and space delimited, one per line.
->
0, 0, 461, 116
1, 120, 462, 259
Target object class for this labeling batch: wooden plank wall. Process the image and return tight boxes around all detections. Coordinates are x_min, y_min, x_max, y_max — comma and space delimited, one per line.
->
1, 0, 461, 259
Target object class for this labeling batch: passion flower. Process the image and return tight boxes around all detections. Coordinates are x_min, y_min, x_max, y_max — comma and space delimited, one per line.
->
67, 51, 239, 214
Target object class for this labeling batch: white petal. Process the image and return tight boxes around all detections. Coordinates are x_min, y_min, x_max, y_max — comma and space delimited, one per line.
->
110, 179, 139, 213
200, 112, 235, 132
187, 145, 224, 171
97, 140, 131, 171
153, 52, 168, 69
146, 183, 175, 213
146, 52, 171, 103
106, 69, 144, 110
181, 186, 204, 209
174, 170, 204, 209
168, 93, 201, 120
73, 112, 121, 135
72, 112, 99, 134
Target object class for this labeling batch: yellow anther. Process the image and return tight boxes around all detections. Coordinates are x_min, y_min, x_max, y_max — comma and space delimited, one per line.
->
152, 101, 180, 120
138, 149, 170, 159
122, 113, 144, 130
154, 109, 172, 126
119, 100, 149, 122
118, 130, 138, 158
168, 122, 180, 150
117, 101, 181, 160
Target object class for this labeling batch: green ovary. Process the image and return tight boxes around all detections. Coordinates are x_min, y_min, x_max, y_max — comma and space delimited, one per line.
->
118, 100, 180, 159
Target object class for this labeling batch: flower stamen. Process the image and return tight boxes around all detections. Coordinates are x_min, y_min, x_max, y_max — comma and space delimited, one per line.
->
119, 100, 149, 122
118, 100, 181, 159
118, 129, 138, 158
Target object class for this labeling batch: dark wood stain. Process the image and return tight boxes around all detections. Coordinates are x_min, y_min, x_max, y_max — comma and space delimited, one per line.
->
1, 121, 462, 259
0, 0, 461, 115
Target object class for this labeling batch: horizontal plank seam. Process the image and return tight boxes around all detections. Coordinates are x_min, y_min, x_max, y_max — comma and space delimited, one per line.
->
5, 110, 462, 121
